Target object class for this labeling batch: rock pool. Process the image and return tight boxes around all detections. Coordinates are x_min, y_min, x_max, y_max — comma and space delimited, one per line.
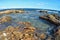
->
0, 10, 53, 31
0, 9, 60, 40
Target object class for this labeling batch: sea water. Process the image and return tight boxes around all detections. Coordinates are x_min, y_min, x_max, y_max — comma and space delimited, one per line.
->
0, 9, 59, 32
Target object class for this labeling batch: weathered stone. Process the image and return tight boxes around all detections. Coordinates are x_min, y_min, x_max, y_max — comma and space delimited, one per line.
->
0, 10, 25, 15
39, 14, 60, 26
0, 16, 12, 23
5, 26, 15, 33
39, 33, 46, 40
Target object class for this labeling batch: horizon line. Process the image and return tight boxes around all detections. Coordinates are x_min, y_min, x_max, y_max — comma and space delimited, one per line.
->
0, 8, 60, 11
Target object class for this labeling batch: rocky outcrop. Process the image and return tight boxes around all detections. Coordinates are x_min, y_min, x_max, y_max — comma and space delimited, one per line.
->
0, 10, 25, 15
39, 14, 60, 40
39, 14, 60, 26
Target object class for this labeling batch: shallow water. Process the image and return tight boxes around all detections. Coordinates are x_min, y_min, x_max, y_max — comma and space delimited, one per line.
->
0, 10, 59, 32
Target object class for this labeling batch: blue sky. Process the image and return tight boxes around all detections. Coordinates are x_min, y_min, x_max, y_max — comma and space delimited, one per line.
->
0, 0, 60, 10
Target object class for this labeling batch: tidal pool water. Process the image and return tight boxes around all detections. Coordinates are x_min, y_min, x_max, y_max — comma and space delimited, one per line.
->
0, 10, 59, 32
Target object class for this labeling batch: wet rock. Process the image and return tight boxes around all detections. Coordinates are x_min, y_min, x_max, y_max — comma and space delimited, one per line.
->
23, 26, 36, 33
13, 31, 23, 39
0, 10, 25, 15
39, 10, 48, 13
52, 14, 60, 20
56, 29, 60, 35
0, 10, 12, 15
55, 28, 60, 40
5, 26, 15, 33
39, 33, 46, 40
39, 14, 60, 40
39, 14, 60, 26
18, 22, 31, 27
0, 16, 12, 24
0, 22, 43, 40
48, 14, 56, 20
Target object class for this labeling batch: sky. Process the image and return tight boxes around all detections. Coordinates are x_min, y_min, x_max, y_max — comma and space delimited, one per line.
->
0, 0, 60, 10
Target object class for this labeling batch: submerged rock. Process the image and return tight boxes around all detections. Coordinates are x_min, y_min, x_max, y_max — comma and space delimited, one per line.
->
18, 22, 32, 27
0, 22, 46, 40
39, 10, 48, 14
39, 33, 46, 40
0, 16, 12, 24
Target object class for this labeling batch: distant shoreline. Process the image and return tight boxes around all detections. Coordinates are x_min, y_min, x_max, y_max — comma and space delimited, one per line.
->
0, 8, 60, 11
